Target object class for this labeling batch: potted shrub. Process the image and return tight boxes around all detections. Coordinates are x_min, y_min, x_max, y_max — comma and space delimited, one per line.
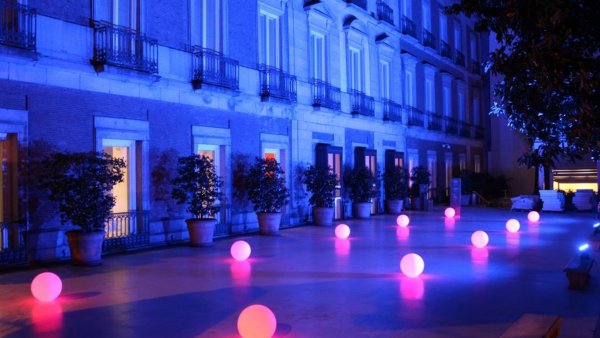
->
409, 166, 431, 210
172, 154, 222, 246
246, 157, 289, 235
344, 166, 377, 218
384, 166, 407, 214
39, 151, 125, 265
302, 165, 338, 226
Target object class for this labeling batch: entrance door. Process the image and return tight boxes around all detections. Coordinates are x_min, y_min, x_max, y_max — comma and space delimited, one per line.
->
316, 144, 343, 219
103, 139, 136, 237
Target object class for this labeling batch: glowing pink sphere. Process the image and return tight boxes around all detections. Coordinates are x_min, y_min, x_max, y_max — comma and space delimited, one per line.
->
528, 211, 540, 222
231, 240, 251, 261
335, 224, 350, 239
471, 230, 489, 248
237, 304, 277, 338
396, 215, 410, 227
505, 219, 520, 233
444, 207, 456, 218
400, 253, 425, 278
31, 272, 62, 302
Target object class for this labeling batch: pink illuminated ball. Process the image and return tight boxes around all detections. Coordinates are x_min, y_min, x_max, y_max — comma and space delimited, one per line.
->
471, 230, 489, 248
505, 219, 520, 233
444, 207, 456, 218
400, 253, 425, 278
396, 215, 410, 227
231, 240, 251, 261
528, 211, 540, 222
335, 224, 350, 239
31, 272, 62, 302
237, 304, 277, 338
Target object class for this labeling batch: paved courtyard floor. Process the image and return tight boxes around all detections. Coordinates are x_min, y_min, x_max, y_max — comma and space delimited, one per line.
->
1, 207, 600, 337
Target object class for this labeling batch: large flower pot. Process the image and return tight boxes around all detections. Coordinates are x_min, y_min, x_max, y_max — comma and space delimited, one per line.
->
186, 218, 216, 247
257, 212, 281, 235
386, 200, 404, 214
66, 230, 104, 266
313, 207, 334, 226
353, 202, 372, 219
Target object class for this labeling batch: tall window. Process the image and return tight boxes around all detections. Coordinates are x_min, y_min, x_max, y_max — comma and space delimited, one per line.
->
348, 47, 362, 91
404, 70, 415, 106
259, 11, 280, 67
473, 96, 481, 125
425, 78, 434, 112
422, 0, 431, 30
402, 0, 412, 18
190, 0, 223, 51
453, 21, 462, 52
310, 32, 326, 80
445, 152, 452, 195
427, 151, 437, 190
474, 154, 481, 173
197, 144, 221, 178
103, 139, 137, 214
443, 85, 451, 117
458, 92, 465, 121
379, 61, 390, 99
439, 11, 448, 41
407, 149, 419, 186
0, 134, 17, 224
95, 0, 141, 30
470, 31, 477, 60
459, 153, 467, 172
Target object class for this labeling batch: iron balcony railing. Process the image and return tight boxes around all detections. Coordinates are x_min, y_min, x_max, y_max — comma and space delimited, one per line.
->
407, 106, 424, 127
312, 79, 341, 110
427, 111, 443, 131
470, 59, 482, 75
350, 90, 374, 116
382, 99, 402, 122
0, 221, 27, 268
377, 0, 394, 25
459, 121, 472, 137
191, 47, 239, 90
401, 16, 417, 38
454, 50, 465, 66
92, 21, 158, 74
259, 65, 297, 102
422, 29, 435, 49
346, 0, 367, 10
103, 211, 150, 252
0, 0, 35, 50
474, 125, 485, 139
440, 40, 452, 59
444, 117, 459, 135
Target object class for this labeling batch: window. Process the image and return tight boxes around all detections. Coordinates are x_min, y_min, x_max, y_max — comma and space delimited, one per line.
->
439, 10, 448, 41
404, 70, 415, 106
425, 78, 434, 112
458, 92, 465, 121
474, 154, 481, 173
470, 31, 477, 60
197, 144, 221, 178
445, 152, 452, 195
103, 139, 137, 214
310, 32, 326, 81
379, 61, 390, 99
402, 0, 412, 18
422, 0, 431, 30
459, 153, 467, 172
0, 133, 17, 224
190, 0, 223, 51
259, 11, 280, 67
95, 0, 141, 30
407, 149, 419, 187
427, 150, 437, 191
348, 47, 362, 91
473, 96, 481, 126
453, 21, 462, 51
442, 86, 451, 117
263, 147, 281, 162
316, 144, 343, 219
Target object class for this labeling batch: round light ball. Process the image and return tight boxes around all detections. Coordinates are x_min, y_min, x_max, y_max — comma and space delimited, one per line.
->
505, 219, 520, 233
231, 240, 251, 261
471, 230, 489, 248
237, 304, 277, 338
335, 224, 350, 239
444, 207, 456, 218
528, 211, 540, 222
400, 253, 425, 278
31, 272, 62, 302
396, 215, 410, 227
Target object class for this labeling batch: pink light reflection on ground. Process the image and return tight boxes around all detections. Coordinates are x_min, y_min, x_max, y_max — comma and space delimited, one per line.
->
470, 247, 489, 265
334, 238, 351, 256
230, 260, 252, 286
444, 217, 456, 231
396, 226, 410, 243
31, 300, 64, 337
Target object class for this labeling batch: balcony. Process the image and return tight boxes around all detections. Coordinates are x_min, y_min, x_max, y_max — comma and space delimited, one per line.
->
459, 121, 472, 138
191, 47, 239, 91
0, 221, 27, 268
407, 106, 424, 127
401, 16, 417, 38
103, 211, 150, 253
474, 125, 484, 139
350, 90, 374, 116
422, 29, 435, 49
470, 59, 482, 75
259, 65, 297, 102
382, 99, 402, 122
377, 1, 394, 25
346, 0, 367, 10
312, 79, 341, 110
440, 40, 452, 59
427, 111, 443, 131
444, 117, 459, 135
0, 0, 36, 50
454, 50, 465, 67
92, 21, 158, 74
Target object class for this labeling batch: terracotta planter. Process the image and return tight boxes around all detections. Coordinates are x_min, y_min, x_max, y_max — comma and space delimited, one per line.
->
313, 207, 334, 226
257, 212, 281, 235
386, 200, 404, 214
66, 230, 104, 266
353, 202, 372, 219
186, 218, 216, 247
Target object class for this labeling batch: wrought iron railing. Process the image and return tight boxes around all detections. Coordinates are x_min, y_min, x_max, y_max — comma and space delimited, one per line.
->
459, 121, 471, 137
444, 117, 459, 134
92, 21, 158, 74
382, 99, 402, 122
346, 0, 367, 10
422, 29, 435, 49
427, 111, 443, 131
454, 50, 465, 66
470, 59, 481, 75
312, 79, 341, 110
103, 211, 150, 252
350, 90, 374, 116
259, 65, 297, 102
191, 47, 239, 90
0, 0, 35, 50
474, 125, 484, 139
401, 16, 417, 38
407, 106, 424, 127
440, 40, 452, 59
0, 221, 27, 268
377, 0, 394, 25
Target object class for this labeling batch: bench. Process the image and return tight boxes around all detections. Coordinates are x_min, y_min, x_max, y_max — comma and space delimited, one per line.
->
500, 313, 561, 338
564, 255, 594, 289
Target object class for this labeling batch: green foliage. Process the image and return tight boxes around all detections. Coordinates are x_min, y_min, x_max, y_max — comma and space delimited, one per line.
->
302, 165, 338, 208
344, 166, 378, 203
409, 166, 431, 198
383, 166, 407, 200
246, 157, 289, 213
39, 152, 125, 232
460, 170, 510, 199
172, 155, 222, 219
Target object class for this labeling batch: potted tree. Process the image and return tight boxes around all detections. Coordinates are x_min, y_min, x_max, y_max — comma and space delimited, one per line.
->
172, 154, 222, 247
39, 151, 125, 265
344, 166, 377, 218
246, 157, 289, 235
409, 166, 431, 210
302, 165, 338, 226
384, 166, 407, 214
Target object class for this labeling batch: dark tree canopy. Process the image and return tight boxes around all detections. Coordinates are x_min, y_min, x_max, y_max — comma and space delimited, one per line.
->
447, 0, 600, 167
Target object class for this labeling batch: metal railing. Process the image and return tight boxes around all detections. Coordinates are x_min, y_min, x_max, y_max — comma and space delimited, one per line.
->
103, 211, 150, 252
474, 125, 485, 139
427, 111, 443, 131
92, 21, 158, 74
346, 0, 367, 10
470, 59, 482, 75
377, 0, 394, 25
459, 121, 471, 137
312, 79, 341, 110
422, 29, 435, 49
454, 50, 465, 66
350, 90, 374, 116
259, 65, 297, 102
382, 99, 402, 122
440, 40, 452, 59
401, 16, 417, 38
191, 47, 239, 90
444, 116, 459, 134
0, 221, 27, 268
0, 0, 35, 50
407, 106, 424, 127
